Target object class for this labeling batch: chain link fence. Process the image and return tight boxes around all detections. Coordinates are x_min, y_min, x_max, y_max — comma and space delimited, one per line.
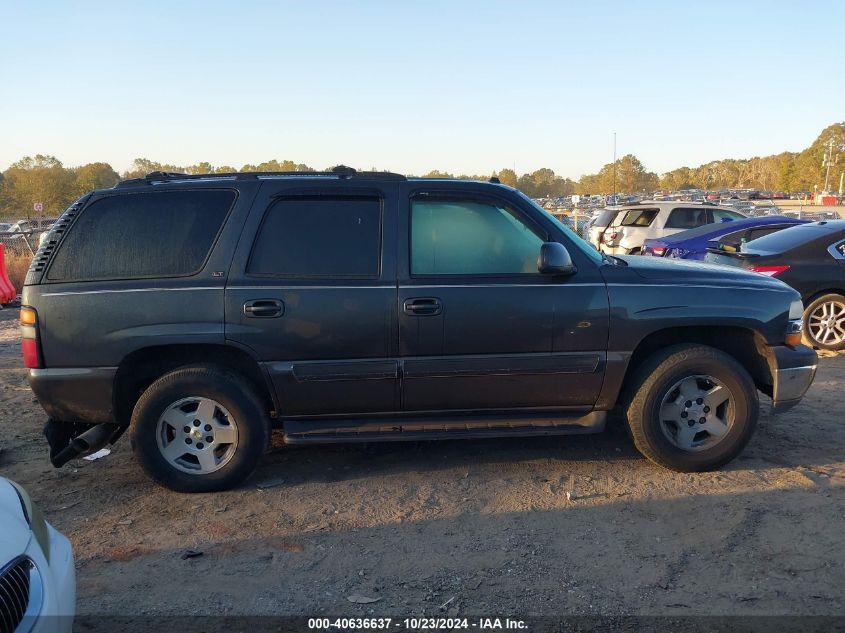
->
1, 220, 55, 301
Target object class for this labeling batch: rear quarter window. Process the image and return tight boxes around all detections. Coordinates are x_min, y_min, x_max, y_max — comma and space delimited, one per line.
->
591, 209, 619, 228
47, 189, 235, 281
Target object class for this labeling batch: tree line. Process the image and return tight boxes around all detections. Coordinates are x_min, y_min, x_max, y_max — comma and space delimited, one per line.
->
0, 122, 841, 220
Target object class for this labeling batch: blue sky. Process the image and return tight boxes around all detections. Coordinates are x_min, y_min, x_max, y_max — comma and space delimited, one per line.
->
1, 0, 842, 178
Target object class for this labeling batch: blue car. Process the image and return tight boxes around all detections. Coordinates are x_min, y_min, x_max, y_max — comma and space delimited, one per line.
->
641, 215, 809, 260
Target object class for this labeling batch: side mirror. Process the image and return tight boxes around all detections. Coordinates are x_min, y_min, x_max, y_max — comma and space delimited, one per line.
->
538, 242, 576, 276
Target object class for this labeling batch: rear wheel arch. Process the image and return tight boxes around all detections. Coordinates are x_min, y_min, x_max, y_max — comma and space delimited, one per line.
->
113, 344, 276, 428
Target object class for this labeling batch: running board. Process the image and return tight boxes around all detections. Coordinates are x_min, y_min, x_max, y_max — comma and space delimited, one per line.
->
282, 411, 606, 444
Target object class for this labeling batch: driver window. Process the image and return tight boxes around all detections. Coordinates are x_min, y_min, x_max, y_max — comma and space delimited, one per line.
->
411, 198, 544, 275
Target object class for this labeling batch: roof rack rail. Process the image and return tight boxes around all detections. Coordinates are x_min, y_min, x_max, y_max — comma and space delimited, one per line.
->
115, 165, 406, 188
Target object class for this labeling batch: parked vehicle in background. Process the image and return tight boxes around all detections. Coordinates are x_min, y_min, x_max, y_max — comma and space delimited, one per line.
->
589, 202, 745, 255
21, 169, 815, 491
642, 216, 808, 260
705, 221, 845, 350
0, 477, 75, 632
587, 207, 622, 249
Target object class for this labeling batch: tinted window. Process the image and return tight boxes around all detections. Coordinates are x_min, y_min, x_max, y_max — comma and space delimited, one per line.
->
746, 226, 787, 242
712, 227, 749, 248
620, 208, 658, 227
712, 208, 745, 222
591, 209, 619, 228
48, 190, 234, 281
744, 223, 845, 255
411, 199, 544, 275
248, 196, 381, 277
666, 207, 709, 229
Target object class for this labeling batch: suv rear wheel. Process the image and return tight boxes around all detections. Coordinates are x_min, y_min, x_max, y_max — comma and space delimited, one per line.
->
625, 344, 758, 472
130, 364, 271, 492
803, 293, 845, 351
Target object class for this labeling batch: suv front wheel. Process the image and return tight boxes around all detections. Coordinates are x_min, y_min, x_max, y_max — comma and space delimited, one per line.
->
625, 344, 758, 472
130, 364, 271, 492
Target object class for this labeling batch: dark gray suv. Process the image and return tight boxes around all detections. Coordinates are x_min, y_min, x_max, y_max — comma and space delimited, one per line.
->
21, 168, 818, 492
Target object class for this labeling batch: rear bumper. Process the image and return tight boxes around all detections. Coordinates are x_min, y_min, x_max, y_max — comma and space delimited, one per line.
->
28, 367, 116, 424
770, 345, 817, 413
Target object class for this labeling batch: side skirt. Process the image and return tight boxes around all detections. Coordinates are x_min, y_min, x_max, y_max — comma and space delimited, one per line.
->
282, 411, 606, 444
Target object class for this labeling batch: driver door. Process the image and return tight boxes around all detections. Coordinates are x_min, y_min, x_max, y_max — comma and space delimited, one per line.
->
397, 189, 607, 413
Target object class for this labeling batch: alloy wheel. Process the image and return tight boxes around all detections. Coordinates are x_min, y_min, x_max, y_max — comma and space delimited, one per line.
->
658, 375, 734, 452
807, 300, 845, 347
156, 397, 239, 474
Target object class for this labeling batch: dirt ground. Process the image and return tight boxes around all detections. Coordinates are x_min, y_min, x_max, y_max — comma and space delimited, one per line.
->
0, 308, 843, 622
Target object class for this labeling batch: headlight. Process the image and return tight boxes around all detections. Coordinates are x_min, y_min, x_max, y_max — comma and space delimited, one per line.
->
8, 481, 51, 562
789, 299, 804, 320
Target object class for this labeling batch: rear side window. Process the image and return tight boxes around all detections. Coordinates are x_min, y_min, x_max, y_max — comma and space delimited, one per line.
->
620, 208, 658, 227
712, 208, 744, 222
47, 190, 235, 281
248, 196, 381, 277
745, 224, 843, 255
746, 226, 788, 242
712, 227, 748, 248
666, 207, 709, 229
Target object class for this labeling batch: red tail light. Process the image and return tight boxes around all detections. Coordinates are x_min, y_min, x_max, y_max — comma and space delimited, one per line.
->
22, 338, 41, 369
603, 230, 619, 243
749, 265, 790, 277
652, 246, 666, 257
20, 307, 42, 369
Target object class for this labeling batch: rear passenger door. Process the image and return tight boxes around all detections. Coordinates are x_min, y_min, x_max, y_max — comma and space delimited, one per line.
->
225, 181, 399, 416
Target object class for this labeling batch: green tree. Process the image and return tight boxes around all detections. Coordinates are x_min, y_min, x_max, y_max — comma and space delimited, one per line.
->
578, 154, 658, 194
494, 168, 518, 188
122, 158, 184, 179
72, 162, 120, 195
0, 155, 76, 218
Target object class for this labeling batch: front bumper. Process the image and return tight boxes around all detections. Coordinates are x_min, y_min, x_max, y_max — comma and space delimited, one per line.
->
25, 524, 75, 633
770, 344, 818, 413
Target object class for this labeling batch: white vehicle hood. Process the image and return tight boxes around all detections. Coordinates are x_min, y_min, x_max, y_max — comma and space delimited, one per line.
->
0, 479, 32, 563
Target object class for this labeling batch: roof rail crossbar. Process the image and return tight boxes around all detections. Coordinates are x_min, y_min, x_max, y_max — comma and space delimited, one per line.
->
115, 166, 406, 188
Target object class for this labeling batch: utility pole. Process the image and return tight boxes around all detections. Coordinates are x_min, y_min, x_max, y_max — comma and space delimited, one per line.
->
822, 136, 838, 193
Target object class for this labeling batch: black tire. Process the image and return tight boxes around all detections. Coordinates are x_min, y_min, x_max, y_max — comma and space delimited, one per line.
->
130, 364, 271, 493
802, 293, 845, 351
625, 344, 758, 472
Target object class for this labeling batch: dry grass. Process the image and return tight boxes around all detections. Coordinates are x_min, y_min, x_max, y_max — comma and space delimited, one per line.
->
4, 252, 32, 294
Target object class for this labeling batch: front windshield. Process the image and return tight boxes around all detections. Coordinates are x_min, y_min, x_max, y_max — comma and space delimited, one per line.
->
517, 191, 606, 264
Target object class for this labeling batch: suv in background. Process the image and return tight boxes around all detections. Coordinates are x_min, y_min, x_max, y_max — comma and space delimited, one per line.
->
22, 169, 816, 492
589, 201, 745, 255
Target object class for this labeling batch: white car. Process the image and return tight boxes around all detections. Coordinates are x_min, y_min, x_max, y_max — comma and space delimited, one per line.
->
588, 201, 745, 255
0, 478, 75, 633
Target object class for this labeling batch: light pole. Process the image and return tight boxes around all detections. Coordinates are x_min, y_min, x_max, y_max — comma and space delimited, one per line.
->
822, 137, 838, 194
612, 132, 617, 203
